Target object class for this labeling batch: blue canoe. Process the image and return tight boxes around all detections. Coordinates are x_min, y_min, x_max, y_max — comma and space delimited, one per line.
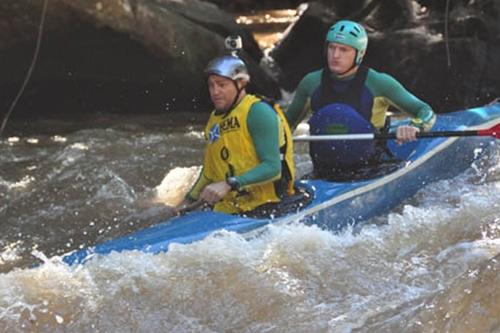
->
63, 104, 500, 265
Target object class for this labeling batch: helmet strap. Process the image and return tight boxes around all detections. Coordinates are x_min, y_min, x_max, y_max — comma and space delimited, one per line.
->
336, 50, 359, 76
324, 45, 360, 77
222, 81, 244, 117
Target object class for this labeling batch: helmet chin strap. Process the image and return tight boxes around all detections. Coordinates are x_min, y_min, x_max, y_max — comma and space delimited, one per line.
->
218, 81, 243, 116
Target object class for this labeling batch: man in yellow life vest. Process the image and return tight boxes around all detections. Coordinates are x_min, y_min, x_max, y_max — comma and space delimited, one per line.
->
176, 55, 296, 215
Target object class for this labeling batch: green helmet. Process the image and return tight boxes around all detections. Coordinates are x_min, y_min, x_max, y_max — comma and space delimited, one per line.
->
326, 20, 368, 65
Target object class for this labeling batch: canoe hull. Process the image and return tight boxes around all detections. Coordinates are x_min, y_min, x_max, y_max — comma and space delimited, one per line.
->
306, 135, 494, 231
63, 104, 500, 265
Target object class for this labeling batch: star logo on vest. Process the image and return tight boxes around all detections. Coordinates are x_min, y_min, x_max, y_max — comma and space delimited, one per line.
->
209, 124, 220, 143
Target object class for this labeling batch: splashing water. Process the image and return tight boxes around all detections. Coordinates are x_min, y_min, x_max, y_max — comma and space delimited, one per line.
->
0, 117, 499, 332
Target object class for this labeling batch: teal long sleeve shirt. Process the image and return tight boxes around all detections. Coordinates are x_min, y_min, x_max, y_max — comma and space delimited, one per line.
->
286, 68, 435, 131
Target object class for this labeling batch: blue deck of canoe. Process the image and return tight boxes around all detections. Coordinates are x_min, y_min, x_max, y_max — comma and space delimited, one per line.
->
63, 104, 500, 265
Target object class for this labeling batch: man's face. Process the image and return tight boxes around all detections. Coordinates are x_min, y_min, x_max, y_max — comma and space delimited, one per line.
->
327, 42, 357, 75
207, 75, 238, 112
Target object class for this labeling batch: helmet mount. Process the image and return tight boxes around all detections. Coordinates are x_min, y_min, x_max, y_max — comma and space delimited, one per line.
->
224, 35, 243, 57
204, 35, 249, 82
205, 35, 249, 114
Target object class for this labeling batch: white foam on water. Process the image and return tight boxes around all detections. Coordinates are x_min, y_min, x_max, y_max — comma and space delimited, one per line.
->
50, 135, 67, 143
0, 185, 498, 333
185, 130, 204, 139
0, 253, 100, 332
94, 171, 137, 202
0, 175, 35, 190
0, 242, 23, 265
0, 130, 498, 332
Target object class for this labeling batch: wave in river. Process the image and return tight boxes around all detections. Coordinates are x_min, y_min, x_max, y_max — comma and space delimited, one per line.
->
0, 123, 499, 332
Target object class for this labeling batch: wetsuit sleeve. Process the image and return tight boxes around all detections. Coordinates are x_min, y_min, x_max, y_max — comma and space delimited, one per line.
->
234, 102, 282, 187
285, 71, 320, 130
185, 167, 211, 200
377, 72, 436, 131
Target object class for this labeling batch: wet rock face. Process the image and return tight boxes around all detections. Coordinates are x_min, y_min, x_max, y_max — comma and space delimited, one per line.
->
1, 0, 499, 119
269, 2, 336, 91
203, 0, 304, 12
271, 0, 500, 112
366, 29, 491, 112
0, 0, 279, 118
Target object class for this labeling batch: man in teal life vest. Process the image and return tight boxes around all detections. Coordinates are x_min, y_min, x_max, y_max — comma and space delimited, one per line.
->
285, 20, 436, 178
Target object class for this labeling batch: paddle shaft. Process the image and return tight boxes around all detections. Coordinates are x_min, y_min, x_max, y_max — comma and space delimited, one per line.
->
178, 199, 205, 215
294, 128, 497, 141
158, 200, 204, 222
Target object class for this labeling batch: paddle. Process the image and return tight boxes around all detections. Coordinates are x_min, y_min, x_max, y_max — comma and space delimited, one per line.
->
126, 167, 204, 225
128, 199, 205, 227
175, 199, 206, 216
293, 122, 500, 141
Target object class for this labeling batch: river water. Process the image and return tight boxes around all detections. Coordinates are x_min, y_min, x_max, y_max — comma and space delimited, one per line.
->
1, 6, 500, 332
0, 112, 499, 332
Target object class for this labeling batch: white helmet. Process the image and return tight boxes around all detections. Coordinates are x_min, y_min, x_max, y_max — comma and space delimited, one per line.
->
204, 55, 250, 82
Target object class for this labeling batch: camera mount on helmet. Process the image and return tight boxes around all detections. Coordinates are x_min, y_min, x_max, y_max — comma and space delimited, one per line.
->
224, 35, 243, 56
204, 34, 249, 82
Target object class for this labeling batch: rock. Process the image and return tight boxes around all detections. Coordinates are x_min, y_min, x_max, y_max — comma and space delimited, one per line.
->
270, 0, 500, 111
365, 28, 490, 112
270, 2, 336, 91
203, 0, 304, 12
0, 0, 280, 118
316, 0, 418, 30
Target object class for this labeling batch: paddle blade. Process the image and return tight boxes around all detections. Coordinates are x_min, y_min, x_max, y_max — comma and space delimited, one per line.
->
154, 166, 202, 206
478, 123, 500, 139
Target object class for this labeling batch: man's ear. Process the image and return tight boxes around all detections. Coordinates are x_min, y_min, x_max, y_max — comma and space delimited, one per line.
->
237, 79, 248, 90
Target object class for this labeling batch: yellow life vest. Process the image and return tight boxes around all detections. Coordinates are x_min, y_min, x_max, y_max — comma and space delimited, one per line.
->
203, 94, 295, 214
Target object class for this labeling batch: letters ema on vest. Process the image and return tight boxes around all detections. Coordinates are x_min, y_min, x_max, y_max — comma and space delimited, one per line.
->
219, 116, 241, 132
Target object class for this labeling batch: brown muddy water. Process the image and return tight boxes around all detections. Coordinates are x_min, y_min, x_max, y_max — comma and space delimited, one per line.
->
1, 7, 500, 333
0, 111, 499, 332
